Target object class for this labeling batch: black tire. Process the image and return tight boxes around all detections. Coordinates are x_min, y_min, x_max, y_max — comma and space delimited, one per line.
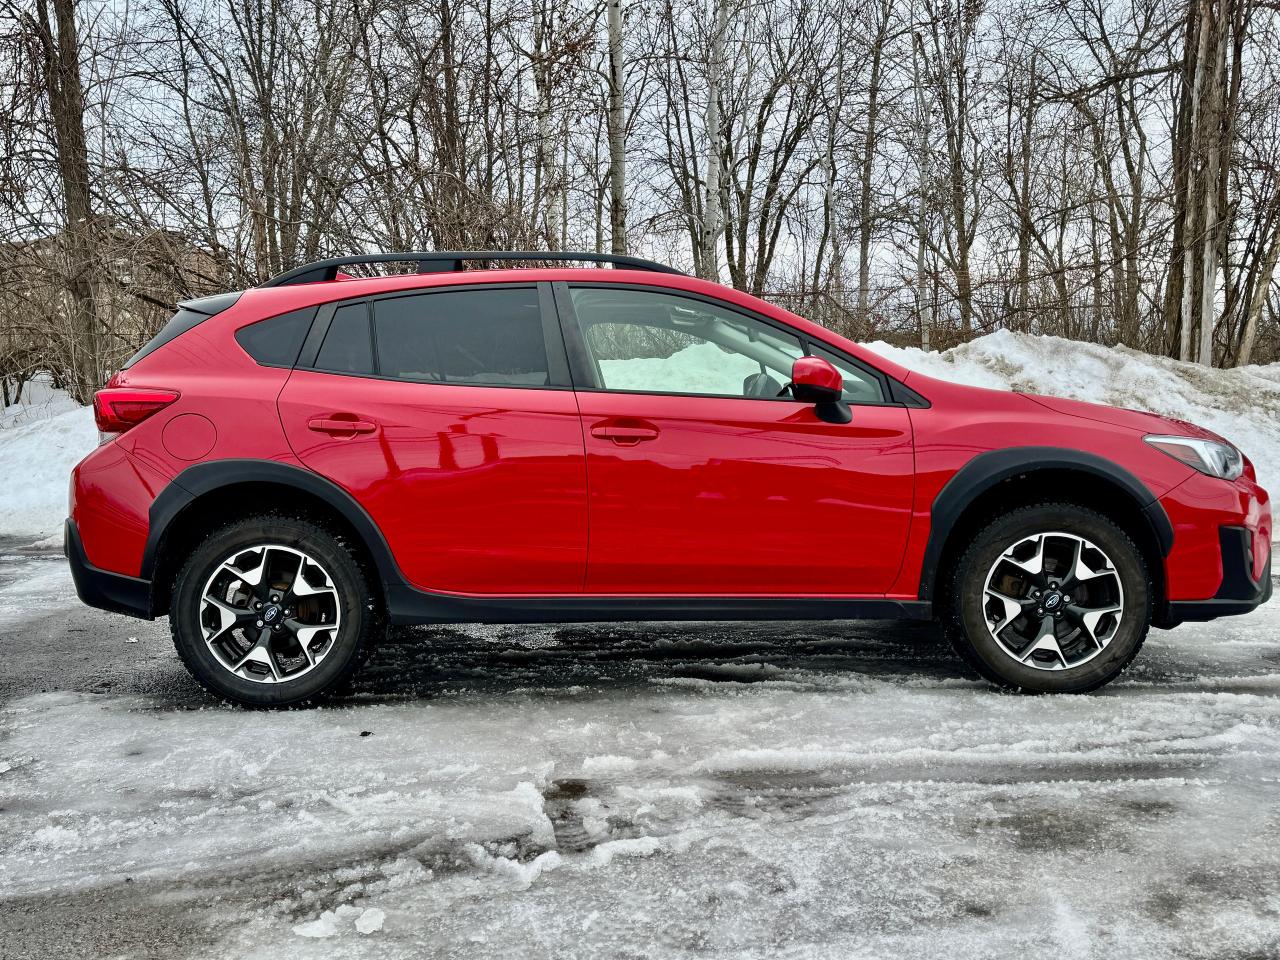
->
170, 514, 383, 707
943, 503, 1152, 693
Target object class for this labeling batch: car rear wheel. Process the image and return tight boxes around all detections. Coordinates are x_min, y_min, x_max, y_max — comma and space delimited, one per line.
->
946, 503, 1152, 693
170, 515, 381, 707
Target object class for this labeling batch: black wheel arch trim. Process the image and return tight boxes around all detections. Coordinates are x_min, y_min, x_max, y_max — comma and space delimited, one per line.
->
919, 446, 1175, 602
143, 459, 411, 594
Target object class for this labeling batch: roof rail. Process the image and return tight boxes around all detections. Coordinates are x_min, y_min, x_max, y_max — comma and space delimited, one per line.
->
258, 251, 684, 287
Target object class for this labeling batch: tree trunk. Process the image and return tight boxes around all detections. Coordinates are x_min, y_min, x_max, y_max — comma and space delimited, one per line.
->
606, 0, 628, 255
532, 2, 561, 249
698, 0, 729, 281
37, 0, 101, 401
911, 31, 933, 350
856, 0, 890, 321
1179, 0, 1213, 361
1197, 0, 1228, 366
1237, 222, 1280, 365
1163, 0, 1199, 355
1011, 52, 1038, 332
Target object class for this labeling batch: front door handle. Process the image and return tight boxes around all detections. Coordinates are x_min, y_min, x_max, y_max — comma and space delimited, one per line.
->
307, 416, 377, 435
590, 418, 660, 446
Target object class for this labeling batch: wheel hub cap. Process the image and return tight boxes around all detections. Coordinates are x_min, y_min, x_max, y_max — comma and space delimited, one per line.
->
198, 544, 342, 684
981, 531, 1125, 672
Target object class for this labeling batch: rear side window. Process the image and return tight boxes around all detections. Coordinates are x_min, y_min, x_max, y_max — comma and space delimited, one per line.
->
373, 288, 549, 386
235, 307, 316, 367
315, 303, 374, 374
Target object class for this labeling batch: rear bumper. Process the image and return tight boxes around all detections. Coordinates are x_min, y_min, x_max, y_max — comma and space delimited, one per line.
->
64, 519, 154, 620
1166, 525, 1272, 625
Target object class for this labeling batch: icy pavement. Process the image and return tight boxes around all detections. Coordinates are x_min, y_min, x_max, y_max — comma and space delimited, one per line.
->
1, 553, 1279, 959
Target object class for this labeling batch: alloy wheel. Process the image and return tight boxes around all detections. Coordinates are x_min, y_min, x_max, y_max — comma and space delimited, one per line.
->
199, 544, 342, 683
981, 531, 1125, 672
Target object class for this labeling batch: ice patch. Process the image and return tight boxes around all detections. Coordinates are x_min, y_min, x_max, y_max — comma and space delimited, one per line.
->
465, 845, 562, 889
292, 911, 341, 938
580, 754, 639, 776
31, 824, 79, 848
588, 835, 663, 866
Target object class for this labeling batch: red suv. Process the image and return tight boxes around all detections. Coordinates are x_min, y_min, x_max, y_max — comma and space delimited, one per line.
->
67, 252, 1272, 706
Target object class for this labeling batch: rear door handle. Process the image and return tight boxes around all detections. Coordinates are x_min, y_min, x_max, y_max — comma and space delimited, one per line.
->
590, 419, 660, 446
307, 416, 377, 435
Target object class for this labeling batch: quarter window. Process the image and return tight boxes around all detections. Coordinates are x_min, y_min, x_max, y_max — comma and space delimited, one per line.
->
373, 288, 550, 386
235, 307, 315, 367
569, 288, 804, 398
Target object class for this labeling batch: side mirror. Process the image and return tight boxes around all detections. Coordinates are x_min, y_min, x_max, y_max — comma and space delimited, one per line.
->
788, 356, 852, 424
789, 356, 843, 403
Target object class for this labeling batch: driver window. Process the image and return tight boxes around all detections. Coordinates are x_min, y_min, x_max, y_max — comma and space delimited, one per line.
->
570, 287, 804, 398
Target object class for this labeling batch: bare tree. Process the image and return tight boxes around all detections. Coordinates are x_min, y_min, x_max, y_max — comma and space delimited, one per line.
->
4, 0, 1280, 403
697, 0, 729, 281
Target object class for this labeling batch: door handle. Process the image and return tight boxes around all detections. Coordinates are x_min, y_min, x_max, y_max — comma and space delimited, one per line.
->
307, 416, 377, 435
590, 419, 660, 446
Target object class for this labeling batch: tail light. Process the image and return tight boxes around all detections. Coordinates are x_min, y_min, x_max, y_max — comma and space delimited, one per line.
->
93, 387, 179, 438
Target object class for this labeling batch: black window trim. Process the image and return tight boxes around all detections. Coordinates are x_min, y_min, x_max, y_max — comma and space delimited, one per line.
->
552, 281, 917, 408
294, 281, 573, 390
310, 300, 374, 376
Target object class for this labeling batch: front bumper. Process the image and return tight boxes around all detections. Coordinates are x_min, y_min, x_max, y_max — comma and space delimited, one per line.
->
1166, 525, 1272, 624
64, 519, 154, 620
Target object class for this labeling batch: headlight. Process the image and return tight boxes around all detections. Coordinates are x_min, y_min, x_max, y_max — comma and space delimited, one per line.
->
1145, 435, 1244, 480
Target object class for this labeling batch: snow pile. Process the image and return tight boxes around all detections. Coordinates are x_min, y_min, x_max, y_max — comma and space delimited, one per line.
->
600, 341, 763, 395
0, 394, 96, 539
868, 329, 1280, 492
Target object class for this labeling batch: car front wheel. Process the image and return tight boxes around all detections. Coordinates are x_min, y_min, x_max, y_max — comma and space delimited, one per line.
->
946, 503, 1152, 693
170, 515, 381, 707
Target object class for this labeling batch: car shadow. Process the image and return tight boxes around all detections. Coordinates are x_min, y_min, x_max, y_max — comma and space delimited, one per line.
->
343, 618, 963, 701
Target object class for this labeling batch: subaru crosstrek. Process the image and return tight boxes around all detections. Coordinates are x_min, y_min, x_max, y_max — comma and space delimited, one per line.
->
66, 251, 1273, 706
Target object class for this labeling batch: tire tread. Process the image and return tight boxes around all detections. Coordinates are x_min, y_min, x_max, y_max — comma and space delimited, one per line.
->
941, 501, 1152, 693
169, 512, 383, 708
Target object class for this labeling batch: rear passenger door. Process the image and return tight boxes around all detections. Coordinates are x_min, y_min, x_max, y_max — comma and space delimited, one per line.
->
277, 283, 588, 595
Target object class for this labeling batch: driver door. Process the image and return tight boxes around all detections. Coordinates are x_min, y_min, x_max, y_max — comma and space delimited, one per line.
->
558, 283, 914, 596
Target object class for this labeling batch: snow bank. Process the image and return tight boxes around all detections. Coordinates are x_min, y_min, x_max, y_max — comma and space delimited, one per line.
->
867, 329, 1280, 493
0, 394, 96, 540
1, 330, 1277, 541
600, 341, 762, 395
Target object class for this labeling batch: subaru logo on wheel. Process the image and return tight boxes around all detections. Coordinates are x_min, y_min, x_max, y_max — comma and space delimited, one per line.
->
263, 605, 280, 623
1044, 594, 1062, 610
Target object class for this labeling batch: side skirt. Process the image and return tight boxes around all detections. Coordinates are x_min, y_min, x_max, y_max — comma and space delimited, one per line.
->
385, 585, 932, 626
